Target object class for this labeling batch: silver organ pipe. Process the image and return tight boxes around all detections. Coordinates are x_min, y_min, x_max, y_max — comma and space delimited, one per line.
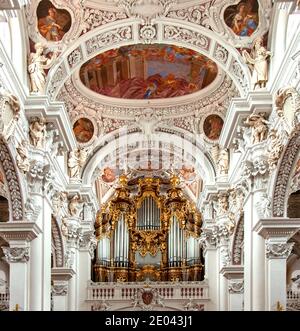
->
137, 197, 161, 230
180, 226, 182, 261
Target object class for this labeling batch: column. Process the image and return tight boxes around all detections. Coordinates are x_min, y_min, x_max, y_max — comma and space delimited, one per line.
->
52, 281, 68, 311
218, 238, 230, 311
242, 144, 270, 311
255, 218, 300, 310
26, 149, 54, 311
78, 231, 97, 311
243, 191, 266, 310
200, 229, 218, 311
51, 267, 75, 311
216, 192, 231, 311
0, 222, 41, 311
221, 266, 244, 311
61, 214, 82, 311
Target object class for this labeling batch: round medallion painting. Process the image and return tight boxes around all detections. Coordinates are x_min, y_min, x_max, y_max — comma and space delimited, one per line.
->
73, 118, 94, 144
203, 115, 224, 141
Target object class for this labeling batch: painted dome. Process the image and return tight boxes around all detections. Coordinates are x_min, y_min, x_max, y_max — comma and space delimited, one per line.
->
79, 44, 218, 100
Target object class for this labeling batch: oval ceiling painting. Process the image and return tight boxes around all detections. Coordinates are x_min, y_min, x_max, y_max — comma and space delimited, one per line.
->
73, 118, 94, 144
79, 44, 218, 100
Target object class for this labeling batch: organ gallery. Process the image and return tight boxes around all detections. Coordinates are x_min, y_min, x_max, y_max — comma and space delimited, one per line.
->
94, 175, 203, 282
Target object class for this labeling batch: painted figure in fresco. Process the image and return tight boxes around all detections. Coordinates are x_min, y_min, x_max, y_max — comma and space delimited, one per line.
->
80, 45, 218, 100
73, 118, 94, 143
204, 115, 224, 140
225, 1, 258, 37
180, 165, 196, 181
38, 7, 64, 41
243, 37, 271, 89
101, 167, 116, 183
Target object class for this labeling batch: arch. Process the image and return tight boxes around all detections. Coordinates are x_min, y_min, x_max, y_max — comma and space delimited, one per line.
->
51, 216, 64, 267
231, 214, 244, 265
81, 128, 216, 186
46, 17, 251, 101
0, 139, 23, 222
272, 125, 300, 217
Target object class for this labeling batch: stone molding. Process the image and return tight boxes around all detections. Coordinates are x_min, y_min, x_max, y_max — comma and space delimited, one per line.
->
1, 246, 29, 263
0, 221, 42, 242
266, 242, 294, 259
228, 280, 244, 294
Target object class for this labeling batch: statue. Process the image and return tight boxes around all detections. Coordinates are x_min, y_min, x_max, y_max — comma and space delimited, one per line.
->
16, 140, 30, 173
52, 191, 67, 216
217, 148, 229, 175
0, 91, 20, 140
244, 112, 269, 144
29, 118, 47, 148
242, 37, 271, 89
28, 43, 57, 94
67, 148, 87, 179
218, 194, 229, 215
68, 194, 83, 217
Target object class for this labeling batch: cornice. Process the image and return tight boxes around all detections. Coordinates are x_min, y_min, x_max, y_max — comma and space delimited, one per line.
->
220, 265, 244, 280
0, 221, 42, 242
254, 218, 300, 239
24, 96, 77, 153
51, 267, 76, 281
219, 91, 273, 149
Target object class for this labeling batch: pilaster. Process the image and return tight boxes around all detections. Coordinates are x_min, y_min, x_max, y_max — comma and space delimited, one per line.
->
254, 218, 300, 310
51, 267, 76, 311
0, 221, 41, 311
221, 266, 244, 311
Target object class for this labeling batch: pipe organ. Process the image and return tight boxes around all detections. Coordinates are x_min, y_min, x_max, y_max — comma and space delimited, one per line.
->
94, 175, 203, 282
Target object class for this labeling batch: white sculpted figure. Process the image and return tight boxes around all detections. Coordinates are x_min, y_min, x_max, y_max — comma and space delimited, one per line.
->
69, 194, 82, 217
244, 113, 269, 144
218, 194, 229, 215
68, 148, 87, 179
218, 149, 229, 175
16, 140, 30, 173
29, 118, 47, 148
28, 43, 57, 94
242, 37, 271, 89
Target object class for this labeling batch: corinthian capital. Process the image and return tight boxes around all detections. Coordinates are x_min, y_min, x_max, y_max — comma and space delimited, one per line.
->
79, 231, 97, 258
266, 242, 294, 259
1, 246, 29, 263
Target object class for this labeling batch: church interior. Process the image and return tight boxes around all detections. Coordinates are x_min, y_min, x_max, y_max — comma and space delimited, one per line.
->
0, 0, 300, 311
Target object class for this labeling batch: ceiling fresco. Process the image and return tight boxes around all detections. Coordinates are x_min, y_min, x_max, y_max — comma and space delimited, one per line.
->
37, 0, 71, 42
79, 44, 218, 100
224, 0, 259, 37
